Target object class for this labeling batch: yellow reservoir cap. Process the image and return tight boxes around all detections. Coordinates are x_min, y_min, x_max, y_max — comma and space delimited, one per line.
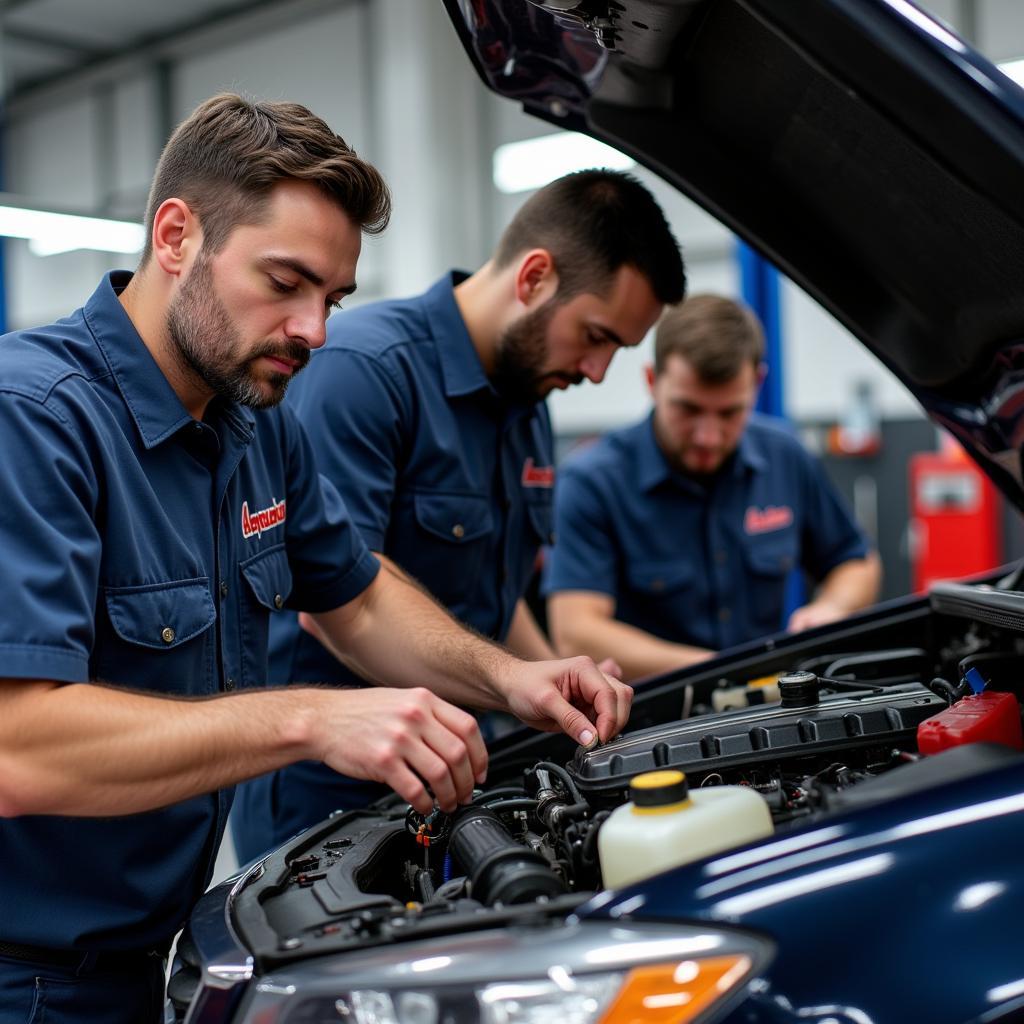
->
630, 770, 690, 808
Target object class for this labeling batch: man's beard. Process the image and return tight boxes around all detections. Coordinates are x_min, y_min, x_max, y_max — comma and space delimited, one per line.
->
166, 255, 309, 409
653, 417, 731, 480
491, 298, 582, 405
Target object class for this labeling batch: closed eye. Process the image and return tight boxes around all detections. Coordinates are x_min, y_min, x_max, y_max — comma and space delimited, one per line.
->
269, 276, 297, 295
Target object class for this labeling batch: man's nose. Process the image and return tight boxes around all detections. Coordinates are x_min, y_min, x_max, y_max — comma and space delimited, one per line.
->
285, 303, 329, 350
579, 345, 616, 384
692, 416, 723, 446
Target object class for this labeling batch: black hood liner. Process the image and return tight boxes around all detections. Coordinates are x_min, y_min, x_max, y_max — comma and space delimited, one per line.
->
445, 0, 1024, 507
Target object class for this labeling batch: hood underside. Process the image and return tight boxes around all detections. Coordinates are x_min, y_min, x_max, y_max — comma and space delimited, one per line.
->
444, 0, 1024, 508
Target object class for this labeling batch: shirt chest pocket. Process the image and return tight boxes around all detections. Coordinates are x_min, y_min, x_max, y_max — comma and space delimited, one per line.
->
100, 578, 217, 696
406, 492, 493, 605
626, 560, 696, 596
621, 559, 703, 644
743, 531, 798, 635
239, 545, 293, 687
744, 532, 798, 579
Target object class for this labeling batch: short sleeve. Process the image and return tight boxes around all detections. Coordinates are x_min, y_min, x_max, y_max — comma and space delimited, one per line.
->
289, 348, 408, 552
0, 391, 102, 681
279, 408, 380, 612
542, 462, 620, 599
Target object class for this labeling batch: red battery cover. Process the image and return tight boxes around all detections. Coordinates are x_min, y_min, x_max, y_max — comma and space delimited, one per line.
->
917, 691, 1024, 755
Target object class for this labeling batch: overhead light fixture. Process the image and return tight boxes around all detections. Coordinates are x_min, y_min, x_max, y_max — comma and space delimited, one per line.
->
0, 194, 145, 256
492, 131, 635, 194
998, 57, 1024, 87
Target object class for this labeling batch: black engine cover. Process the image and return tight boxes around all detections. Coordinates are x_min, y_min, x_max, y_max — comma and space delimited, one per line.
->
570, 682, 945, 800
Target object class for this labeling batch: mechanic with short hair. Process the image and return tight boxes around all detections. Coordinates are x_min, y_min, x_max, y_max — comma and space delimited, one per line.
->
0, 94, 631, 1024
545, 293, 881, 681
230, 168, 686, 863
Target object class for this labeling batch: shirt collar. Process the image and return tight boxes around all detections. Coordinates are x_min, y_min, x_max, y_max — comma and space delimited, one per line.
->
637, 411, 769, 493
424, 271, 495, 399
85, 271, 255, 448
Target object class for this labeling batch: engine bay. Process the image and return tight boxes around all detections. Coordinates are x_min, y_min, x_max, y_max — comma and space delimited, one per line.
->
176, 579, 1024, 987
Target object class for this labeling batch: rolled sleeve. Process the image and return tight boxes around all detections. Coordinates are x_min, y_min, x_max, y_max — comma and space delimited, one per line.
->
0, 391, 101, 682
543, 464, 620, 599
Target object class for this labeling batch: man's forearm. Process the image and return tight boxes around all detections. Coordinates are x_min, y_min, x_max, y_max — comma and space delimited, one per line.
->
505, 599, 557, 660
551, 599, 712, 681
0, 679, 320, 817
817, 552, 882, 613
308, 567, 517, 710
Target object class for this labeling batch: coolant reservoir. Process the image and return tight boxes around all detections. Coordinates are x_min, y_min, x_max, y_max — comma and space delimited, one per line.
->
598, 770, 773, 889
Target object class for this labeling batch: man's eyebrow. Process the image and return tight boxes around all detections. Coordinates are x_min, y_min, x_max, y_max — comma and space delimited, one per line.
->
591, 324, 625, 347
259, 255, 357, 295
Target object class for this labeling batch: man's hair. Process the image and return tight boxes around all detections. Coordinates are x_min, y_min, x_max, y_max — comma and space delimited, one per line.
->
492, 169, 685, 304
654, 294, 765, 382
141, 93, 391, 262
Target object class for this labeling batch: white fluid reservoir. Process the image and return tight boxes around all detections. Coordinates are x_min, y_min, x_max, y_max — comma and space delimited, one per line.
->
598, 769, 774, 889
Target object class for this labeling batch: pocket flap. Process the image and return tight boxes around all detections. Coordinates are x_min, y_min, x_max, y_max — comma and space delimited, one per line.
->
105, 578, 215, 649
625, 560, 695, 595
241, 545, 294, 611
413, 492, 493, 543
744, 537, 797, 577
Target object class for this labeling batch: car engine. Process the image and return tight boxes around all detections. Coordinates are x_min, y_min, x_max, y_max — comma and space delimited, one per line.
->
168, 579, 1024, 1017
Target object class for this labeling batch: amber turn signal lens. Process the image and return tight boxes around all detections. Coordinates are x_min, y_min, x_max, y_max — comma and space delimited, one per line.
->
598, 954, 752, 1024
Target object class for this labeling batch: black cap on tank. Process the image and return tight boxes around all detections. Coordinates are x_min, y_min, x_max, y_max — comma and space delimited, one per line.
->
778, 671, 821, 708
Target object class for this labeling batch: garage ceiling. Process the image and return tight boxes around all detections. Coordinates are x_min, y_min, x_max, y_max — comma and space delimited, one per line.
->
0, 0, 312, 108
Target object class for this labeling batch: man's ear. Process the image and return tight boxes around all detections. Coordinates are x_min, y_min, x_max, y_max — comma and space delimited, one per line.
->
756, 361, 768, 388
513, 248, 558, 308
645, 363, 656, 396
150, 198, 202, 278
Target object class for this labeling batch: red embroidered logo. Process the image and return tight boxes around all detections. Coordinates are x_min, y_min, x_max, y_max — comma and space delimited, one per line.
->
242, 497, 287, 539
521, 457, 555, 488
744, 505, 793, 534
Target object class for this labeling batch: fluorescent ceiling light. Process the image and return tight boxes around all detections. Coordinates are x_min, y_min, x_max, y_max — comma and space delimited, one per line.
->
0, 195, 145, 256
998, 57, 1024, 87
493, 131, 635, 194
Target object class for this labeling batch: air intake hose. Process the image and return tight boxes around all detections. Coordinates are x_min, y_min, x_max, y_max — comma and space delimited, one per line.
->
448, 805, 565, 906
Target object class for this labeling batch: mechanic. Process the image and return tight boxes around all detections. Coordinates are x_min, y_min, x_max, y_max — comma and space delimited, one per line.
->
545, 293, 881, 681
230, 168, 686, 863
0, 94, 631, 1024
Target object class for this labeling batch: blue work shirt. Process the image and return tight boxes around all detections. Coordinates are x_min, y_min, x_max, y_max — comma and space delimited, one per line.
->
0, 272, 379, 952
268, 271, 554, 684
543, 413, 869, 649
232, 273, 554, 864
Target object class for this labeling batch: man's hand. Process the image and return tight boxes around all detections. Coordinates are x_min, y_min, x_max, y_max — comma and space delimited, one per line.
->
597, 657, 624, 680
310, 686, 487, 815
496, 656, 633, 747
787, 598, 847, 633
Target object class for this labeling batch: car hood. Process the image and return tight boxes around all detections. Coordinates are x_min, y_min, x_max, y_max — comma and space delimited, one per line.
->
443, 0, 1024, 510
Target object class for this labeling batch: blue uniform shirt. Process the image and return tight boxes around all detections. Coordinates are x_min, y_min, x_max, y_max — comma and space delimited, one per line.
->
232, 273, 554, 865
0, 272, 379, 952
543, 413, 869, 649
268, 271, 554, 684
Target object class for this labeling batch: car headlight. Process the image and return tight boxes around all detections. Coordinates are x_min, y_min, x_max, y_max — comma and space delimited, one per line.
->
234, 919, 772, 1024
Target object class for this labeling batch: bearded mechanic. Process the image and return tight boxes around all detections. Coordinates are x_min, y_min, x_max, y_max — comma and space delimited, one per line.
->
231, 169, 686, 862
0, 94, 630, 1024
546, 294, 881, 682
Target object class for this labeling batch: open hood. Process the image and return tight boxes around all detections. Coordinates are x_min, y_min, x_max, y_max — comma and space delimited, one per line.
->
444, 0, 1024, 509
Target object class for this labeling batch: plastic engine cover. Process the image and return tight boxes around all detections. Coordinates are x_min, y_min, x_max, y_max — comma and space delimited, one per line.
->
570, 682, 946, 800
